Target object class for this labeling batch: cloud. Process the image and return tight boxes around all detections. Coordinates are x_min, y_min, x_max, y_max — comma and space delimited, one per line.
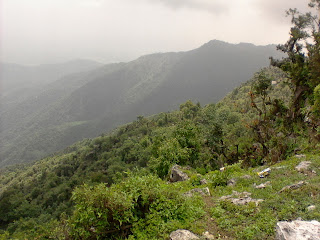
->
253, 0, 311, 24
138, 0, 229, 15
80, 0, 105, 8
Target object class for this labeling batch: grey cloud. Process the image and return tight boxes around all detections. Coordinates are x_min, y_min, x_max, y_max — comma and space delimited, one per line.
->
141, 0, 229, 14
254, 0, 311, 23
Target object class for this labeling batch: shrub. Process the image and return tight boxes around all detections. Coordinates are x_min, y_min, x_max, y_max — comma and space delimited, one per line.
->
67, 174, 204, 239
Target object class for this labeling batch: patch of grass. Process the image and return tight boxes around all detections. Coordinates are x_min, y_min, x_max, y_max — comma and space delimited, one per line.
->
205, 154, 320, 239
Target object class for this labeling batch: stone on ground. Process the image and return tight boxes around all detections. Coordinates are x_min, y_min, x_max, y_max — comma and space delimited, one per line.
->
255, 181, 271, 189
295, 161, 312, 172
170, 229, 199, 240
276, 220, 320, 240
170, 165, 189, 182
220, 191, 263, 206
184, 187, 210, 197
278, 181, 306, 193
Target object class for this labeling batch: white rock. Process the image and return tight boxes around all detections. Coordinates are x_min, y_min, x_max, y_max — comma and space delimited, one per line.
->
170, 230, 200, 240
170, 165, 189, 182
307, 205, 316, 212
278, 181, 306, 193
227, 178, 236, 186
241, 175, 251, 179
296, 161, 312, 172
255, 181, 271, 189
202, 231, 215, 239
276, 220, 320, 240
184, 187, 210, 197
200, 179, 208, 185
220, 191, 263, 206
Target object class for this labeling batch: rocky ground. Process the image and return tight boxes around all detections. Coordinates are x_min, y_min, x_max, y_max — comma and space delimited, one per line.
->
167, 154, 320, 239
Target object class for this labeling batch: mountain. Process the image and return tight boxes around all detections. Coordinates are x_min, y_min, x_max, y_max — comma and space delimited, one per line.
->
0, 67, 318, 239
0, 40, 283, 167
0, 59, 103, 104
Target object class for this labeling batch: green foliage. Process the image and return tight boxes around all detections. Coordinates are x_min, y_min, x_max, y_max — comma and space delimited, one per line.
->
67, 174, 204, 239
312, 84, 320, 117
180, 100, 201, 119
208, 169, 230, 188
2, 5, 320, 236
272, 1, 320, 122
208, 154, 320, 239
252, 71, 273, 98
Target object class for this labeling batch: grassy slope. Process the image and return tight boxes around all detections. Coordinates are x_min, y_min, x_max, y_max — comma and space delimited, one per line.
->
194, 154, 320, 239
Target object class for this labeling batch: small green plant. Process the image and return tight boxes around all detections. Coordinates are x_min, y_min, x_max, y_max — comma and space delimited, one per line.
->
208, 169, 230, 188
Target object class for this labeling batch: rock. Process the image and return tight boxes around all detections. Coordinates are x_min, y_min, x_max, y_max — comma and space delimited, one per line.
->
295, 154, 306, 158
227, 178, 236, 186
255, 181, 271, 189
295, 161, 312, 172
220, 191, 263, 206
202, 231, 215, 239
275, 220, 320, 240
278, 181, 306, 193
170, 165, 189, 182
241, 175, 252, 179
170, 229, 200, 240
200, 179, 208, 185
274, 166, 286, 169
307, 205, 316, 212
184, 187, 210, 197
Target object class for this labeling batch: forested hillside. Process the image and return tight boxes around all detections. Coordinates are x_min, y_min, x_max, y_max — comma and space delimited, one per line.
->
1, 61, 319, 239
0, 41, 283, 167
1, 1, 320, 239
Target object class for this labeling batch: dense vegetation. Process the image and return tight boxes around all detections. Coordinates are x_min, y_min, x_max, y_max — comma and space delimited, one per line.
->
0, 1, 320, 239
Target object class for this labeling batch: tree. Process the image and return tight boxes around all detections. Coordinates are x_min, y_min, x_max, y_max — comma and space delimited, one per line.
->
271, 0, 320, 121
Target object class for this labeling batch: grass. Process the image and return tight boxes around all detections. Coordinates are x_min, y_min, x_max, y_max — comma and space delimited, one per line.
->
187, 153, 320, 239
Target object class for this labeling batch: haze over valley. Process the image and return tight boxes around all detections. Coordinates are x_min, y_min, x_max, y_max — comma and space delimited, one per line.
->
0, 40, 283, 166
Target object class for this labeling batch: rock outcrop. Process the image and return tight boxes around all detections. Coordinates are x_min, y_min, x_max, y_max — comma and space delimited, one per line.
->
202, 231, 215, 239
200, 179, 208, 185
220, 191, 263, 206
241, 174, 251, 179
170, 230, 199, 240
255, 181, 271, 189
170, 165, 189, 182
307, 205, 316, 212
295, 161, 312, 172
276, 220, 320, 240
184, 187, 210, 197
227, 178, 236, 186
278, 181, 306, 193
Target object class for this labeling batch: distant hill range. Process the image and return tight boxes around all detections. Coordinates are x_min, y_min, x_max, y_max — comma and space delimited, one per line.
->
0, 40, 284, 167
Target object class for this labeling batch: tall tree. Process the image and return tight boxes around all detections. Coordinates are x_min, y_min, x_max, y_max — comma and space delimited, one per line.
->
271, 0, 320, 121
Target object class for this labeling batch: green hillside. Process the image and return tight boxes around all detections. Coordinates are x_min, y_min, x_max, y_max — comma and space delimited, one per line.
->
1, 1, 320, 239
0, 62, 319, 239
0, 41, 283, 167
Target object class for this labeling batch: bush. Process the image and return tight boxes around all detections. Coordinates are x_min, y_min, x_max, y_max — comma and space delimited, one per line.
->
208, 169, 230, 188
67, 174, 204, 239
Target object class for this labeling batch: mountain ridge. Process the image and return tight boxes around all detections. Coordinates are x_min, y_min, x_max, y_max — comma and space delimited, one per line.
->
0, 40, 284, 167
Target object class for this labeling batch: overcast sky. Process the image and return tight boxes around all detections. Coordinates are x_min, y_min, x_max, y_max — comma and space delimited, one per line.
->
0, 0, 311, 65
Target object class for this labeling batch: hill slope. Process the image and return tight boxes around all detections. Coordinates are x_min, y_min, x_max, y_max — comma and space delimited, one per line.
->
0, 67, 318, 239
0, 40, 283, 167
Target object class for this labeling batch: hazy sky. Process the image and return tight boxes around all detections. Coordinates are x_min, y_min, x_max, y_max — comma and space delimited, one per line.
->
0, 0, 310, 65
